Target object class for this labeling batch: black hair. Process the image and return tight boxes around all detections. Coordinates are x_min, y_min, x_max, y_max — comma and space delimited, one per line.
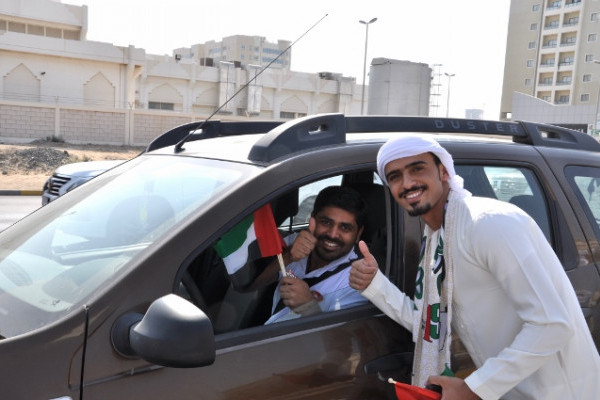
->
431, 152, 442, 166
312, 186, 367, 229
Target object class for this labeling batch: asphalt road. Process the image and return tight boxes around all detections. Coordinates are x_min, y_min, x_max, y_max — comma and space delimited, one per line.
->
0, 196, 41, 231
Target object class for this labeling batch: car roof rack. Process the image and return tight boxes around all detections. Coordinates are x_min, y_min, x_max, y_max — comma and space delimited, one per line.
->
146, 120, 283, 152
247, 113, 600, 162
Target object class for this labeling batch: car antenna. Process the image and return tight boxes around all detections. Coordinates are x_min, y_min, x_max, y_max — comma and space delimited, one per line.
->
174, 13, 329, 153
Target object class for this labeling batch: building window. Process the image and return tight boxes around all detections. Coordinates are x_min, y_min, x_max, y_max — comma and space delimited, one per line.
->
525, 78, 532, 86
592, 13, 599, 22
589, 33, 598, 42
148, 101, 174, 110
279, 111, 306, 119
528, 41, 537, 49
63, 30, 79, 40
586, 54, 595, 62
8, 22, 26, 33
581, 94, 590, 102
527, 60, 535, 67
584, 74, 592, 82
531, 23, 538, 30
27, 24, 44, 36
533, 4, 540, 12
46, 27, 61, 38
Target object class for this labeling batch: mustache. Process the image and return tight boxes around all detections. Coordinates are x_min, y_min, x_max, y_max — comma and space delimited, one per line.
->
399, 185, 427, 199
317, 234, 344, 246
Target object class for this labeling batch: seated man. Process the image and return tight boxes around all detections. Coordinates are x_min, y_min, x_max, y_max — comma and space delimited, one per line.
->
253, 186, 369, 324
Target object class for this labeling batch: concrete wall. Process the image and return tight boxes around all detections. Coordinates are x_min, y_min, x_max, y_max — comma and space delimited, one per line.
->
0, 100, 244, 146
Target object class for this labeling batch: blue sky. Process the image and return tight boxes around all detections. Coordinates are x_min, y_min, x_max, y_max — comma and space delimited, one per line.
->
65, 0, 511, 119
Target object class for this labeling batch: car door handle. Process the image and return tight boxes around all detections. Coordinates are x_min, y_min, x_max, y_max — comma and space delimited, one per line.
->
363, 352, 414, 381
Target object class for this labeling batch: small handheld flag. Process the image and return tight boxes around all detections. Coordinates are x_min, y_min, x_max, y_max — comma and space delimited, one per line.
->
215, 203, 286, 275
388, 378, 441, 400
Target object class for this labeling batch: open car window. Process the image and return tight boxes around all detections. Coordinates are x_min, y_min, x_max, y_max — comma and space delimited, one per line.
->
177, 172, 387, 334
456, 164, 552, 241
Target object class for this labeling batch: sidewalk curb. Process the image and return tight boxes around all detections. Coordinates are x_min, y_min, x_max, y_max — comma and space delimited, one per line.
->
0, 190, 42, 196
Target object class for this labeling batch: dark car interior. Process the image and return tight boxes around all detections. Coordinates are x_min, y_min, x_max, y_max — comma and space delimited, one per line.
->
176, 170, 388, 334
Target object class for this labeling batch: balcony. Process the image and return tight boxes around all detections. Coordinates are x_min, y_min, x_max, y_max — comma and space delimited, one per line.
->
560, 39, 576, 47
563, 18, 579, 27
547, 1, 562, 11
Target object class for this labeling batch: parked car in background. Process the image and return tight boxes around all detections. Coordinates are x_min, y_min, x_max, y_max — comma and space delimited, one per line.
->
2, 114, 600, 399
42, 159, 125, 205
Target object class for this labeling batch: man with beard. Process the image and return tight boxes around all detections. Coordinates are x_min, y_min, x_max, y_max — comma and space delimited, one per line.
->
255, 185, 369, 324
349, 135, 600, 399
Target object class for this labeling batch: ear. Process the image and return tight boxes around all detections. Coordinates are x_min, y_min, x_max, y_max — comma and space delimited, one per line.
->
355, 226, 365, 243
438, 163, 451, 183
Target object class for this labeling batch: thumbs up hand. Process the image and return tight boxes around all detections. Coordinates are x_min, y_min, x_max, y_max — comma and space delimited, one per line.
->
289, 217, 317, 262
350, 240, 379, 290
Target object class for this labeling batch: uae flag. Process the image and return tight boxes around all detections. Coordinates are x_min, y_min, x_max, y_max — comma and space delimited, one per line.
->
390, 381, 441, 400
214, 203, 285, 275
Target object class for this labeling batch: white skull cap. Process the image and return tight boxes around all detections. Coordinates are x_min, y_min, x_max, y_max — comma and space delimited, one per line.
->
376, 134, 467, 194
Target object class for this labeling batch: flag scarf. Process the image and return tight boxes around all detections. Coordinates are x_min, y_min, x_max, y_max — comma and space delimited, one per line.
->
391, 381, 441, 400
214, 203, 285, 275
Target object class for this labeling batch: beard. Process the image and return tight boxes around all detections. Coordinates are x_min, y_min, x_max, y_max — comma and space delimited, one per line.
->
313, 234, 352, 262
407, 202, 432, 216
399, 185, 431, 216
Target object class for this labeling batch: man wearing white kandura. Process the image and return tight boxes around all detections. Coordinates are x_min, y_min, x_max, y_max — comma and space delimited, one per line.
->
349, 134, 600, 399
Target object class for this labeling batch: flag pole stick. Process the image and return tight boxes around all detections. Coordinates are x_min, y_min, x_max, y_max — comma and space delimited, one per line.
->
277, 254, 286, 276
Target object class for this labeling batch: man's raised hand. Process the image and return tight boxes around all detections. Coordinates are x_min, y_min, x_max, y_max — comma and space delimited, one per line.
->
349, 240, 379, 290
289, 217, 317, 262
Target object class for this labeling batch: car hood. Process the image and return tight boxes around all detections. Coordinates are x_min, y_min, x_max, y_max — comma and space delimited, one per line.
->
53, 160, 126, 177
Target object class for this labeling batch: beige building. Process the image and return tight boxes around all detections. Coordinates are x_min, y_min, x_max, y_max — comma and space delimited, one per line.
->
0, 0, 432, 146
501, 0, 600, 132
0, 0, 363, 145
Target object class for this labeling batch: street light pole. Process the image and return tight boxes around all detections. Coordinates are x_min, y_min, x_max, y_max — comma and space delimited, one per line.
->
444, 72, 455, 118
359, 17, 377, 115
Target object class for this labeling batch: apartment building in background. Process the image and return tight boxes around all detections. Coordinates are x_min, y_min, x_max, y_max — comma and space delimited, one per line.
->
501, 0, 600, 132
174, 36, 291, 70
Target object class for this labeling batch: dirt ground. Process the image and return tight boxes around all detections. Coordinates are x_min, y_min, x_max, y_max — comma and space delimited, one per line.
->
0, 140, 144, 191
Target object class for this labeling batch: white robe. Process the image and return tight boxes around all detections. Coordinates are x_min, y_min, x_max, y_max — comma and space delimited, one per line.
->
362, 195, 600, 399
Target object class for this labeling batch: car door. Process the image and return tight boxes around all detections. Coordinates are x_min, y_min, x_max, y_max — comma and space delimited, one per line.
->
77, 160, 416, 400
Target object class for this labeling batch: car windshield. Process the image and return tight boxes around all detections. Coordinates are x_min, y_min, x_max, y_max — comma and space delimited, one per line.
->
0, 155, 248, 338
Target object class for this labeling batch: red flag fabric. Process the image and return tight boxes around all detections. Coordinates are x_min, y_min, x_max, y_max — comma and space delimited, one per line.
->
253, 203, 286, 257
392, 381, 441, 400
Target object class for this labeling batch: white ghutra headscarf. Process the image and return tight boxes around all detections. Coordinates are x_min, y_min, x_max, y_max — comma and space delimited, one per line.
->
376, 134, 469, 197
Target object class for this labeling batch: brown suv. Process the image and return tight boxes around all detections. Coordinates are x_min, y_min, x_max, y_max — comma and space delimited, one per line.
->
1, 114, 599, 399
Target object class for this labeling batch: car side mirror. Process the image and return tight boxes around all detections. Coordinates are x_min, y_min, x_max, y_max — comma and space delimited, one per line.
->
111, 294, 215, 368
